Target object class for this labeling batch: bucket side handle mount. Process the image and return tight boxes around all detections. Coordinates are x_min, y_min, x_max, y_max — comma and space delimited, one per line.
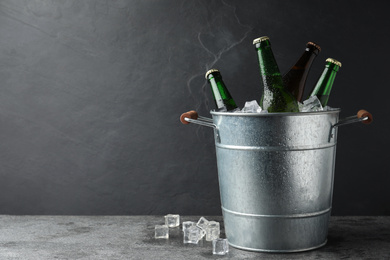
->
180, 110, 220, 143
333, 109, 373, 128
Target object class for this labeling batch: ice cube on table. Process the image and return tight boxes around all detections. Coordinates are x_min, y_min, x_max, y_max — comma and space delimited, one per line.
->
212, 238, 229, 255
182, 221, 195, 232
164, 214, 180, 228
241, 100, 262, 113
155, 225, 169, 239
300, 96, 324, 112
205, 221, 220, 241
183, 225, 206, 244
196, 217, 209, 231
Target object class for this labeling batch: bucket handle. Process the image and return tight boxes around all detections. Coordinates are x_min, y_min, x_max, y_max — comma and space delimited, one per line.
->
333, 109, 373, 128
180, 110, 220, 143
180, 110, 215, 127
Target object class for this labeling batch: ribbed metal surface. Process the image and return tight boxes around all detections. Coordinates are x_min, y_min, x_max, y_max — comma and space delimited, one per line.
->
210, 110, 340, 252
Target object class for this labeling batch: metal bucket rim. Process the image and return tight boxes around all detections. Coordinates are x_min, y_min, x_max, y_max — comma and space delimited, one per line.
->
210, 108, 340, 117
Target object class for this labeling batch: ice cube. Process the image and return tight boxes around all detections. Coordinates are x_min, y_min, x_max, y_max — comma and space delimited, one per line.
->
182, 221, 195, 232
164, 214, 180, 228
155, 225, 169, 239
323, 106, 337, 111
241, 100, 262, 113
183, 225, 206, 244
212, 238, 229, 255
205, 221, 220, 241
196, 217, 209, 231
300, 96, 323, 112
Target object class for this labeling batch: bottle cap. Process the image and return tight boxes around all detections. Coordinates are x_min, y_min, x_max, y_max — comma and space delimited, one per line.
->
307, 42, 321, 52
253, 36, 270, 45
205, 69, 220, 79
326, 58, 342, 67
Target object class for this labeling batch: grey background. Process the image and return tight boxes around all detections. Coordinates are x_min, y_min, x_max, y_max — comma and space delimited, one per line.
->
0, 0, 388, 215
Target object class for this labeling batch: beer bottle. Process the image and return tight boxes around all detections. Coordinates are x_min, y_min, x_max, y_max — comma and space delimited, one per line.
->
205, 69, 238, 112
253, 36, 299, 113
283, 42, 321, 102
308, 58, 342, 107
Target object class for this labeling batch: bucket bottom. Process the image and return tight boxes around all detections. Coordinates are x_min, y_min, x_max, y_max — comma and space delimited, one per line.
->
222, 207, 331, 252
228, 239, 327, 253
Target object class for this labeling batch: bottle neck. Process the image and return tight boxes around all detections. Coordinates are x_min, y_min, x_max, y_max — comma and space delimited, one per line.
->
294, 45, 320, 69
310, 62, 340, 106
255, 40, 284, 89
317, 63, 339, 92
207, 74, 225, 110
326, 62, 340, 73
207, 73, 237, 111
283, 47, 319, 102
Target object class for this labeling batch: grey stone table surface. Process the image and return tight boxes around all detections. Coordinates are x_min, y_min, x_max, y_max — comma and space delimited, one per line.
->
0, 215, 389, 259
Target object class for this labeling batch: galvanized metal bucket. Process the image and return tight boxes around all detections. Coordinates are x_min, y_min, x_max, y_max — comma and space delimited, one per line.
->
180, 109, 372, 252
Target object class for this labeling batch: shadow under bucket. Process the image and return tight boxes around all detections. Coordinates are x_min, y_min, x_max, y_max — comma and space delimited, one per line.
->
180, 109, 372, 252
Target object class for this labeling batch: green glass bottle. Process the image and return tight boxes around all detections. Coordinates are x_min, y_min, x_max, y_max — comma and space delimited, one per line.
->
283, 42, 321, 102
253, 36, 299, 113
205, 69, 238, 112
308, 58, 342, 107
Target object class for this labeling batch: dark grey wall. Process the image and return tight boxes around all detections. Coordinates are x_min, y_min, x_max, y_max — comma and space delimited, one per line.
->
0, 0, 388, 215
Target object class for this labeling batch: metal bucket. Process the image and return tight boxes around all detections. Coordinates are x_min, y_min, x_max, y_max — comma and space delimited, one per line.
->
180, 109, 372, 252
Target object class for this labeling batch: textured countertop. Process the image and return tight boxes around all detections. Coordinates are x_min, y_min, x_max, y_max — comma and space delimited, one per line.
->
0, 215, 389, 259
